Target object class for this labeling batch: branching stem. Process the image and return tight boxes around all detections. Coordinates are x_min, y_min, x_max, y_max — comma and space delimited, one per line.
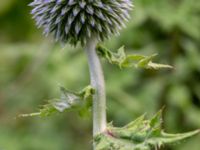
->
85, 38, 107, 138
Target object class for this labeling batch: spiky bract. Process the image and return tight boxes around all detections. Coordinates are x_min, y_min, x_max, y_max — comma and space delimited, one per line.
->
30, 0, 133, 46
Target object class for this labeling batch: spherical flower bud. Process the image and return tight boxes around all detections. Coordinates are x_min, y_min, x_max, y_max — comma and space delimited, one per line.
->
29, 0, 133, 46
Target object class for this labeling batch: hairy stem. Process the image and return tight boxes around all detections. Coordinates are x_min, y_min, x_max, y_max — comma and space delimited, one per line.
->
85, 38, 107, 137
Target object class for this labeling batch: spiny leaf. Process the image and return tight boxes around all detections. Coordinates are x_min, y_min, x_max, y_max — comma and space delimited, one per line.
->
94, 110, 200, 150
18, 85, 95, 118
96, 44, 173, 70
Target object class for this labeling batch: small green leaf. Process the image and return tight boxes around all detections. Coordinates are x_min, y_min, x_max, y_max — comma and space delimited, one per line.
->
18, 85, 95, 118
96, 45, 173, 70
94, 110, 199, 150
145, 61, 173, 70
149, 109, 163, 128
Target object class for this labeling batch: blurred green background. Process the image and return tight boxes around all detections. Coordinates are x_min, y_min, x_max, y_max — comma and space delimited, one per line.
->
0, 0, 200, 150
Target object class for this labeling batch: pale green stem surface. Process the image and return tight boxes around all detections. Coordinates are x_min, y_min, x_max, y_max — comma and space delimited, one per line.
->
85, 38, 107, 138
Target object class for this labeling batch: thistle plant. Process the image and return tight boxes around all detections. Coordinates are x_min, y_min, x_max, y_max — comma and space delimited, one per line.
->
21, 0, 200, 149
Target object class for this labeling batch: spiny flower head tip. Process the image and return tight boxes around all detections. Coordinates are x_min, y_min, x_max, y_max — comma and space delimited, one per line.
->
29, 0, 133, 46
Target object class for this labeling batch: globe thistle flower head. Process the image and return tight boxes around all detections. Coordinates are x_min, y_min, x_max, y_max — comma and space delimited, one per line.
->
30, 0, 133, 46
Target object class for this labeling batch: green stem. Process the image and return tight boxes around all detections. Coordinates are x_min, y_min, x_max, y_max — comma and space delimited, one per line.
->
85, 38, 107, 138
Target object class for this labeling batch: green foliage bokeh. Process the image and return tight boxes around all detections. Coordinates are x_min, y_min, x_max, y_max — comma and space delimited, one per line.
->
0, 0, 200, 150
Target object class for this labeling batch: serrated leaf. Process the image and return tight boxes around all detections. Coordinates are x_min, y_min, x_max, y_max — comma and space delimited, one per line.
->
96, 44, 173, 70
18, 85, 94, 118
94, 110, 200, 150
